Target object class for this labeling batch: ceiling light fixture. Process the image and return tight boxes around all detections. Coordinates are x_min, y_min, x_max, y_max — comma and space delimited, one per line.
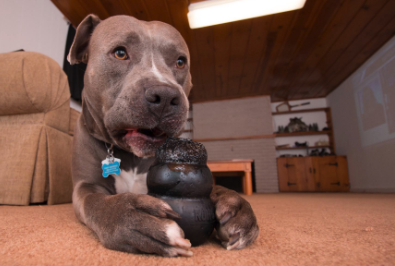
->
187, 0, 306, 29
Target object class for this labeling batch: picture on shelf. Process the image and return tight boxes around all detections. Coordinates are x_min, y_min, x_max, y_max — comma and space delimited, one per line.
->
276, 118, 322, 133
285, 117, 308, 133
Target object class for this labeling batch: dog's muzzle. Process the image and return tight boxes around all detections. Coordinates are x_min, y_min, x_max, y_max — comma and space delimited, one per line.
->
145, 86, 182, 118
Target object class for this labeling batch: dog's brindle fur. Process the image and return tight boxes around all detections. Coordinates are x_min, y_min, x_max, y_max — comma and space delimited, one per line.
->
69, 14, 259, 257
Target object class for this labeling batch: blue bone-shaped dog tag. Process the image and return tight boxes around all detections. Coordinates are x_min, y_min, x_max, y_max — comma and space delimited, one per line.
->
101, 158, 121, 178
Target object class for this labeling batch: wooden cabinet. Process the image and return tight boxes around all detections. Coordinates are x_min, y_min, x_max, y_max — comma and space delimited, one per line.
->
277, 156, 350, 192
278, 157, 314, 192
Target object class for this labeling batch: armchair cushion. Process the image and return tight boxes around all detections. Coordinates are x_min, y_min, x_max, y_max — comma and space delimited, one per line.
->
0, 52, 73, 205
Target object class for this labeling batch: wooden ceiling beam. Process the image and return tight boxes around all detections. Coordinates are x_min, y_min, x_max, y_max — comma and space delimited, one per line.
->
50, 0, 395, 103
304, 0, 389, 97
321, 0, 395, 93
268, 0, 328, 99
324, 14, 395, 96
286, 0, 365, 100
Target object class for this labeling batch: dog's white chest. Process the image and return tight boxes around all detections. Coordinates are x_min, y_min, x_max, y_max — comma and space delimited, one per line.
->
112, 169, 148, 194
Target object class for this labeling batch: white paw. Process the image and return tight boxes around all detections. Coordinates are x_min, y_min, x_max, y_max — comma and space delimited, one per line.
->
165, 222, 191, 248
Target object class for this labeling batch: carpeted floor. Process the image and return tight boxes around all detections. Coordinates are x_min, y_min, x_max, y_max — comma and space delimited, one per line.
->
1, 193, 395, 266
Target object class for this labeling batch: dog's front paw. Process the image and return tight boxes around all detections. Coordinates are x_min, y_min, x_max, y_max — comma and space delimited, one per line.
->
89, 193, 193, 257
211, 187, 259, 250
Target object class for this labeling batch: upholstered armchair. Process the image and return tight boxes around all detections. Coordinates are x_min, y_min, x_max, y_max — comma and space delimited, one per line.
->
0, 52, 73, 205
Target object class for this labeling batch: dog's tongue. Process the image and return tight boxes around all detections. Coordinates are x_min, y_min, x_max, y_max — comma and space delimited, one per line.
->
126, 128, 164, 138
123, 128, 167, 149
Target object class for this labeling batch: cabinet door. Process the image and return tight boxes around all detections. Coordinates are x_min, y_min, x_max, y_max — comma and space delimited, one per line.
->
304, 157, 319, 191
277, 158, 289, 191
277, 157, 308, 192
336, 156, 350, 192
316, 156, 341, 191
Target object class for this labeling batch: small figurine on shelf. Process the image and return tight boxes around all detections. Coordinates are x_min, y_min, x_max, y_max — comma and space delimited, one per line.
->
310, 148, 330, 156
285, 117, 308, 132
315, 140, 329, 146
295, 141, 308, 147
308, 123, 319, 131
277, 125, 285, 133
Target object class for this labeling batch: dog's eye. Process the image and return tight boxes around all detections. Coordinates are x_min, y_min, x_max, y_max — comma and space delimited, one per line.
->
176, 57, 186, 69
114, 48, 128, 60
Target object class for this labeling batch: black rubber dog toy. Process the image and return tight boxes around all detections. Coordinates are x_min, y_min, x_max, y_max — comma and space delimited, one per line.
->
147, 137, 215, 246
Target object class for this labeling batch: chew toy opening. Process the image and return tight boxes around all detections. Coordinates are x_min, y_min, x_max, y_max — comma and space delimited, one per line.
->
154, 137, 207, 165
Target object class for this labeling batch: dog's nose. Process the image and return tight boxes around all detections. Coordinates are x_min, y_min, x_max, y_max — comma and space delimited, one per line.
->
145, 86, 181, 115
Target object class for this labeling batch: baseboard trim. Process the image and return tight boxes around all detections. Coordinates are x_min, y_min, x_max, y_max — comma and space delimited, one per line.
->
351, 188, 395, 193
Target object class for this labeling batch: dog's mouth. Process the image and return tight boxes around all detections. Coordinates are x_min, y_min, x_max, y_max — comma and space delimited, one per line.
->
123, 128, 167, 141
113, 127, 168, 156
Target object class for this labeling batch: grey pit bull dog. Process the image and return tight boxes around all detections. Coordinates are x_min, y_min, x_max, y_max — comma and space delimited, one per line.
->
69, 14, 259, 257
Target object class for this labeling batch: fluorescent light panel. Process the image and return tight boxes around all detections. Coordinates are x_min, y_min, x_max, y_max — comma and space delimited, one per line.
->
188, 0, 306, 29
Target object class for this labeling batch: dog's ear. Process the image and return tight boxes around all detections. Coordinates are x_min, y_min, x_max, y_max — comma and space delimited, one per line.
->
68, 14, 101, 65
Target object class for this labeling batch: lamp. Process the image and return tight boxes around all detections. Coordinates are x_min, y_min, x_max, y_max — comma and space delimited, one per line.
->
187, 0, 306, 29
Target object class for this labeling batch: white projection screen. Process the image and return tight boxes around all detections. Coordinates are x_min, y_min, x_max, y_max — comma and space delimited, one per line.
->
352, 40, 395, 147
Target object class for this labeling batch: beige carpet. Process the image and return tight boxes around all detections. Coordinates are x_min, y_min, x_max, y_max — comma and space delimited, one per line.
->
1, 193, 395, 266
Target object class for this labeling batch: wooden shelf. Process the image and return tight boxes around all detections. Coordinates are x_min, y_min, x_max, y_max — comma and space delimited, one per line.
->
275, 131, 331, 137
272, 107, 329, 115
273, 107, 336, 154
276, 146, 330, 150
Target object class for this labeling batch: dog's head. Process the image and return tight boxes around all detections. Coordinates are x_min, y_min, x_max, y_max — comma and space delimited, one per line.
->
68, 14, 192, 157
